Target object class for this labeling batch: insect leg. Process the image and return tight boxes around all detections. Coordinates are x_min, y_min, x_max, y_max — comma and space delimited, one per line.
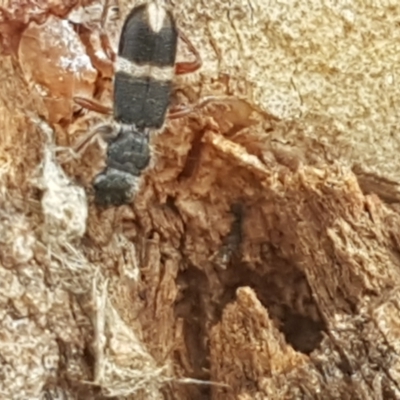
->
73, 97, 113, 115
168, 96, 229, 119
99, 0, 119, 62
175, 29, 202, 75
75, 123, 118, 153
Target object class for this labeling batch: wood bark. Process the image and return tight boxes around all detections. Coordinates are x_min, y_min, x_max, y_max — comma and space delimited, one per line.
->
1, 0, 400, 399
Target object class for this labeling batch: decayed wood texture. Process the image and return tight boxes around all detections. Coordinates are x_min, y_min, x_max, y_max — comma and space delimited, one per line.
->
1, 0, 400, 399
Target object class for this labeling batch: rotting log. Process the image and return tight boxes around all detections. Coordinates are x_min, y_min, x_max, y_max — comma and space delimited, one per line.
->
1, 0, 400, 399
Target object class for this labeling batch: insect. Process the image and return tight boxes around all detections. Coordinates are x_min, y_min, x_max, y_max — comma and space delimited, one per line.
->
213, 203, 244, 268
74, 1, 202, 206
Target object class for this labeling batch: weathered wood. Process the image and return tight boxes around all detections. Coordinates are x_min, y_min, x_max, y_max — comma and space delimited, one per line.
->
1, 0, 400, 399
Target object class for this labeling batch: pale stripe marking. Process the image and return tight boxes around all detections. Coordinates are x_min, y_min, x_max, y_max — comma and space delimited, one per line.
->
116, 57, 174, 81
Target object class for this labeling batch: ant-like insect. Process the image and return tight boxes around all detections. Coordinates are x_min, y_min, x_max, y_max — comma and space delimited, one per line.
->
74, 1, 202, 206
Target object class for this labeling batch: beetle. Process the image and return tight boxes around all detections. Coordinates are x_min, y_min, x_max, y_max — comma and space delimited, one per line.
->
74, 1, 202, 206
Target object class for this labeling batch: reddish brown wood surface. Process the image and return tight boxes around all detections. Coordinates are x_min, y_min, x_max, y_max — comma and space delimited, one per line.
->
1, 1, 400, 399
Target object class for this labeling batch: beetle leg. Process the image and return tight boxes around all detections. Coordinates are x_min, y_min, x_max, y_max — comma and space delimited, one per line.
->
175, 29, 202, 75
